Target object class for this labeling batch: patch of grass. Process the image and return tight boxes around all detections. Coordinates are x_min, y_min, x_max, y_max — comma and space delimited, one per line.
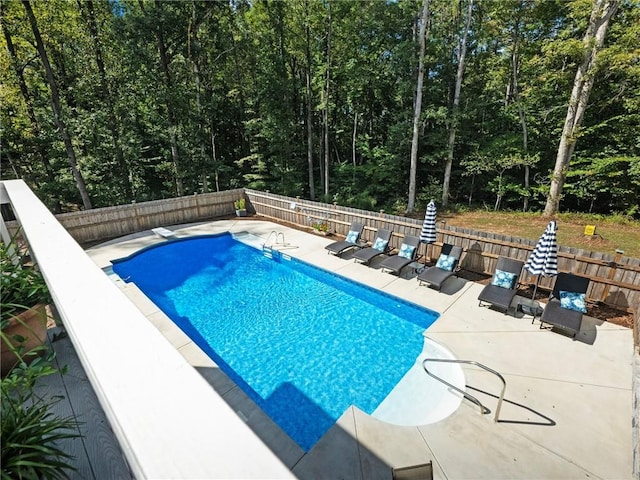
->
441, 211, 640, 259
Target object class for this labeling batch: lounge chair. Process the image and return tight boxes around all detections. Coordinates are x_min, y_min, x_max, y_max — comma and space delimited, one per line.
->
379, 235, 420, 275
325, 222, 365, 256
417, 244, 463, 290
477, 256, 524, 314
539, 272, 590, 338
352, 228, 393, 265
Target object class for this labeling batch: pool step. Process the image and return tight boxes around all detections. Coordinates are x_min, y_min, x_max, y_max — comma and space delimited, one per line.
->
262, 246, 293, 262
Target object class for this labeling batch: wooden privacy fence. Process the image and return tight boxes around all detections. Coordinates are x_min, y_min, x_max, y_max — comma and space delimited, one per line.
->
246, 189, 640, 314
2, 187, 637, 313
6, 189, 244, 245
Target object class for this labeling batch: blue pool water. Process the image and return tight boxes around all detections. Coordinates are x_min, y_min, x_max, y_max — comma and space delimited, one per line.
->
111, 233, 439, 451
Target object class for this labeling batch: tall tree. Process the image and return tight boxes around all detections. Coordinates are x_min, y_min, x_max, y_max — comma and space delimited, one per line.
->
407, 0, 431, 214
0, 9, 59, 211
442, 0, 473, 209
21, 0, 92, 210
78, 0, 133, 201
322, 1, 332, 198
304, 0, 315, 200
544, 0, 619, 216
138, 0, 184, 197
508, 2, 530, 211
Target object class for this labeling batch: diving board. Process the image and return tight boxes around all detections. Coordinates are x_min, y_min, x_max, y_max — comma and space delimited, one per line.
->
151, 227, 177, 239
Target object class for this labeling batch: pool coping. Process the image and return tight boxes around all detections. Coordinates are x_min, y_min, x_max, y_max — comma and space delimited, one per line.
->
86, 219, 634, 479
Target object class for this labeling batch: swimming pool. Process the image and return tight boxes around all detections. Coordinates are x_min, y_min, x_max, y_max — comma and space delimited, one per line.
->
111, 233, 440, 451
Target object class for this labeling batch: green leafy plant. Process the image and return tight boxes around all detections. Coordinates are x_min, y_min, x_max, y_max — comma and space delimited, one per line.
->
1, 333, 80, 480
1, 232, 52, 375
1, 234, 80, 479
1, 235, 51, 322
234, 198, 246, 210
312, 220, 328, 232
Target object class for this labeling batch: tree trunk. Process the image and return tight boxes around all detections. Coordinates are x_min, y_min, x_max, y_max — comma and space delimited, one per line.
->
442, 0, 473, 209
408, 0, 431, 214
1, 11, 61, 211
544, 0, 618, 217
81, 0, 133, 201
141, 0, 184, 197
322, 2, 332, 198
22, 0, 93, 210
305, 0, 315, 200
352, 110, 358, 185
188, 4, 216, 195
211, 131, 219, 192
510, 15, 530, 212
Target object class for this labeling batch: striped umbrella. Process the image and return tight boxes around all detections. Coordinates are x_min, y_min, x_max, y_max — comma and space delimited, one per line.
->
524, 220, 558, 300
420, 200, 437, 264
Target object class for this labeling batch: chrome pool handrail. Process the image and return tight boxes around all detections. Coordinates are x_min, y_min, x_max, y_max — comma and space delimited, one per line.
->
422, 358, 506, 422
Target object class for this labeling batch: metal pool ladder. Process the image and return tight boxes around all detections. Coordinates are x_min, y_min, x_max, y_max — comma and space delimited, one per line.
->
263, 231, 297, 253
422, 358, 506, 423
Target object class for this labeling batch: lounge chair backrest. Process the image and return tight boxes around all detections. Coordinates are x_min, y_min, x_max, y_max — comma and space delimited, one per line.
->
492, 257, 524, 288
375, 229, 392, 242
440, 243, 462, 270
441, 244, 463, 261
551, 273, 589, 300
347, 222, 364, 240
450, 246, 463, 259
404, 235, 420, 248
494, 257, 524, 277
398, 235, 420, 260
370, 228, 393, 250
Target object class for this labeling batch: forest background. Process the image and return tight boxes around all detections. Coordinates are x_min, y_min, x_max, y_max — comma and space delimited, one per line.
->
1, 0, 639, 221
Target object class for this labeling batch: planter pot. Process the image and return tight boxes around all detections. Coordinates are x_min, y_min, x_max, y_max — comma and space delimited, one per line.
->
1, 304, 49, 377
235, 209, 247, 217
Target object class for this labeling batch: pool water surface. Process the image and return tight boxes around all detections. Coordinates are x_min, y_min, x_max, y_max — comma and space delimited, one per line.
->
111, 233, 439, 451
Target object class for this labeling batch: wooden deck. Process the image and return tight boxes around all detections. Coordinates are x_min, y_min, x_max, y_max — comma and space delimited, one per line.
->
40, 326, 132, 479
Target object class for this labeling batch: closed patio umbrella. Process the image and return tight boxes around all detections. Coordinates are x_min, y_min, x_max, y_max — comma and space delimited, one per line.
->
524, 220, 558, 301
419, 200, 437, 264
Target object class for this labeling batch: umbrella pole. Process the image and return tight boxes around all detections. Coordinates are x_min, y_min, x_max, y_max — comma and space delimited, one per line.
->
531, 275, 541, 301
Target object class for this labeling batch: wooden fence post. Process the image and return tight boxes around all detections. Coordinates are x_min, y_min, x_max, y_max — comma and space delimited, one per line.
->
601, 249, 624, 302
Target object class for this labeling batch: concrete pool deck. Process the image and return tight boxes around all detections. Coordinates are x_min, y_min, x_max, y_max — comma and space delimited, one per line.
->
87, 219, 633, 479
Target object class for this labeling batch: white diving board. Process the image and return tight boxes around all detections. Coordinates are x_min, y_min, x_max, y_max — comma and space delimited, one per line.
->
151, 227, 177, 238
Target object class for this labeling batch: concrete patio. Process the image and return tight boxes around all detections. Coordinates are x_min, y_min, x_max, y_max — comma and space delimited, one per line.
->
79, 218, 633, 479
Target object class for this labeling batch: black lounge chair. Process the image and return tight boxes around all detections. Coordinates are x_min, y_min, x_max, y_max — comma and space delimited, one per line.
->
477, 256, 524, 314
352, 228, 393, 265
379, 235, 420, 276
324, 222, 365, 256
417, 244, 463, 290
539, 272, 590, 338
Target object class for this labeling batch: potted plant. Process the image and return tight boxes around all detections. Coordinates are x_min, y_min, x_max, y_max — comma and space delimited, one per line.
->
1, 235, 80, 478
1, 234, 52, 377
234, 198, 247, 217
312, 219, 329, 235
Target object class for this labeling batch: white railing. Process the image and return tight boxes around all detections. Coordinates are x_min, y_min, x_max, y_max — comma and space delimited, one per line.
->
0, 180, 292, 479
